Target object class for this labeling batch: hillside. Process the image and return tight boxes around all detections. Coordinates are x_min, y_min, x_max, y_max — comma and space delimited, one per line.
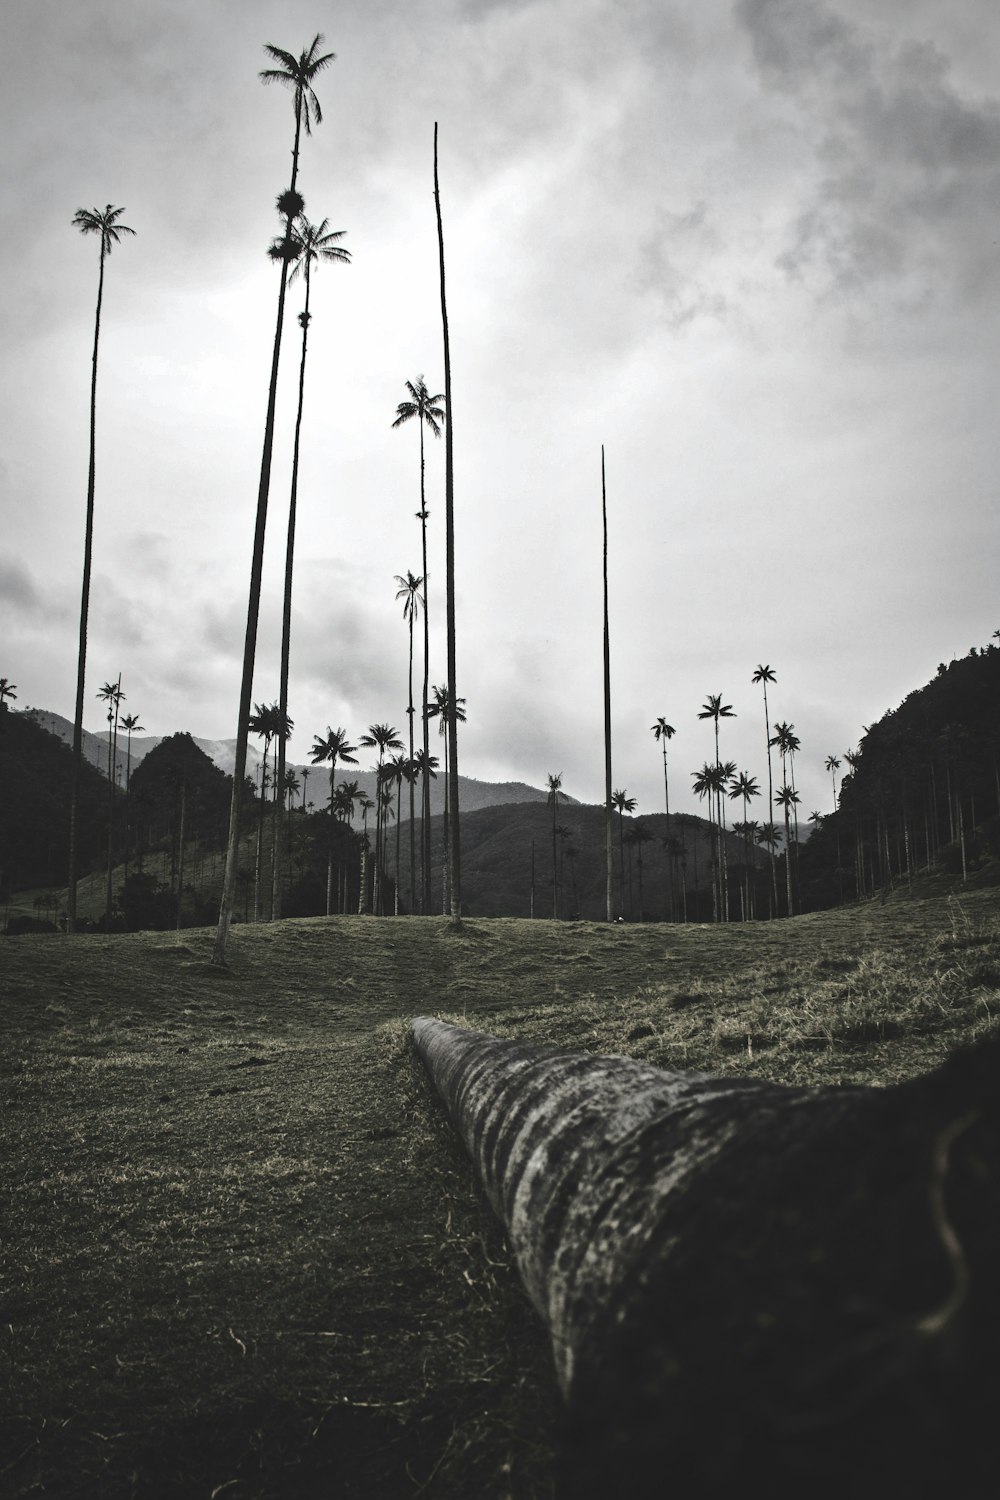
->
0, 710, 107, 898
433, 801, 756, 922
798, 639, 1000, 908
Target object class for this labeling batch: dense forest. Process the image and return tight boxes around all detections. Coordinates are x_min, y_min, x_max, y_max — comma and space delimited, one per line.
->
799, 641, 1000, 908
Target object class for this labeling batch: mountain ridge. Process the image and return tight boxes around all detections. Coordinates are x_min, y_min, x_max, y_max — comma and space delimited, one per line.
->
16, 709, 577, 819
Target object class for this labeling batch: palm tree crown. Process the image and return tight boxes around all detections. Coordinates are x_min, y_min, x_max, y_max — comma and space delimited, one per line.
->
259, 35, 336, 178
392, 377, 446, 448
286, 215, 351, 284
395, 571, 424, 622
72, 205, 135, 257
698, 694, 736, 737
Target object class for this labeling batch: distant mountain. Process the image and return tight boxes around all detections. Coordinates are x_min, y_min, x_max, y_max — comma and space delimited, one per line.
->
16, 709, 570, 821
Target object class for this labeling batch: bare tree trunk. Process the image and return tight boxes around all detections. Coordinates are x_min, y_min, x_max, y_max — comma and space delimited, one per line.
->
175, 779, 187, 932
602, 447, 613, 923
434, 123, 461, 922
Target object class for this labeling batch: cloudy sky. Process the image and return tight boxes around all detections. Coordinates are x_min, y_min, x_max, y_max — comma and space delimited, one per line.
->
3, 0, 998, 824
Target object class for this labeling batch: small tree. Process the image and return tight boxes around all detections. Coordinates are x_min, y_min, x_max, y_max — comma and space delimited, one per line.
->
546, 773, 565, 919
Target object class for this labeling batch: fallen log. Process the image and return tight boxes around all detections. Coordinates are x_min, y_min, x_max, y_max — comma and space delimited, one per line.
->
412, 1017, 998, 1498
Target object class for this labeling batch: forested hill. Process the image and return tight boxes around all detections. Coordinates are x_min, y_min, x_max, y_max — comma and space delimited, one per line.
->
0, 710, 106, 894
799, 639, 1000, 908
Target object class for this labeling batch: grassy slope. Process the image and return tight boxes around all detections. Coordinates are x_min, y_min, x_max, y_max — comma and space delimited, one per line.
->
2, 891, 999, 1497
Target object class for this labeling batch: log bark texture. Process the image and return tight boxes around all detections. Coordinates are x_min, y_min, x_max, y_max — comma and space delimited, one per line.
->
412, 1017, 999, 1499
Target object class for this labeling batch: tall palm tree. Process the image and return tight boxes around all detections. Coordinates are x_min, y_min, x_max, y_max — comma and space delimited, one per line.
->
356, 791, 375, 913
433, 123, 461, 922
386, 751, 411, 914
611, 789, 636, 918
96, 675, 124, 924
119, 710, 144, 890
393, 380, 444, 914
333, 778, 361, 913
395, 569, 425, 912
214, 36, 335, 966
427, 684, 466, 914
775, 783, 800, 915
68, 206, 135, 932
310, 726, 358, 915
825, 753, 844, 900
651, 717, 676, 919
755, 821, 781, 916
691, 762, 733, 921
359, 724, 403, 915
272, 214, 350, 921
0, 678, 17, 712
412, 744, 439, 869
546, 773, 565, 919
377, 766, 398, 914
729, 770, 760, 919
752, 665, 778, 914
770, 720, 802, 870
698, 694, 736, 920
602, 447, 613, 923
249, 701, 280, 920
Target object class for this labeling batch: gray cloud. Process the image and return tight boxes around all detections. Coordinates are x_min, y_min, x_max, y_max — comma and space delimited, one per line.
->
633, 201, 734, 329
737, 0, 1000, 300
0, 557, 73, 623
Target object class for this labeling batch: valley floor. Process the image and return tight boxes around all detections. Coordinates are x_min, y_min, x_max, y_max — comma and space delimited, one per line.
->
2, 894, 998, 1496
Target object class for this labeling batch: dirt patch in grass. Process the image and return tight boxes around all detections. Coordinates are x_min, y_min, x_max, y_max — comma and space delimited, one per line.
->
2, 892, 998, 1496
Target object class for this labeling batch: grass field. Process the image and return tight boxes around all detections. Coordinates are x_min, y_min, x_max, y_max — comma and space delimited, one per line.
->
2, 889, 999, 1497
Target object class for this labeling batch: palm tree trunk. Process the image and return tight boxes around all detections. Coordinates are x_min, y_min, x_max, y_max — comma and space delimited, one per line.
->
419, 428, 432, 915
175, 779, 187, 932
407, 616, 416, 913
662, 748, 674, 922
273, 275, 314, 924
213, 120, 304, 963
395, 780, 402, 915
602, 447, 613, 924
123, 732, 133, 894
325, 765, 336, 917
105, 707, 115, 925
68, 241, 106, 933
434, 123, 461, 922
762, 683, 777, 917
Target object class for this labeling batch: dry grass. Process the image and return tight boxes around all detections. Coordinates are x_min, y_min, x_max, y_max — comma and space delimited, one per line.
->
1, 890, 998, 1496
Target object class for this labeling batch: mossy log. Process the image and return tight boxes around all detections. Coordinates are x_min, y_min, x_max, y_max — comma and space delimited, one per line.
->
412, 1017, 999, 1498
